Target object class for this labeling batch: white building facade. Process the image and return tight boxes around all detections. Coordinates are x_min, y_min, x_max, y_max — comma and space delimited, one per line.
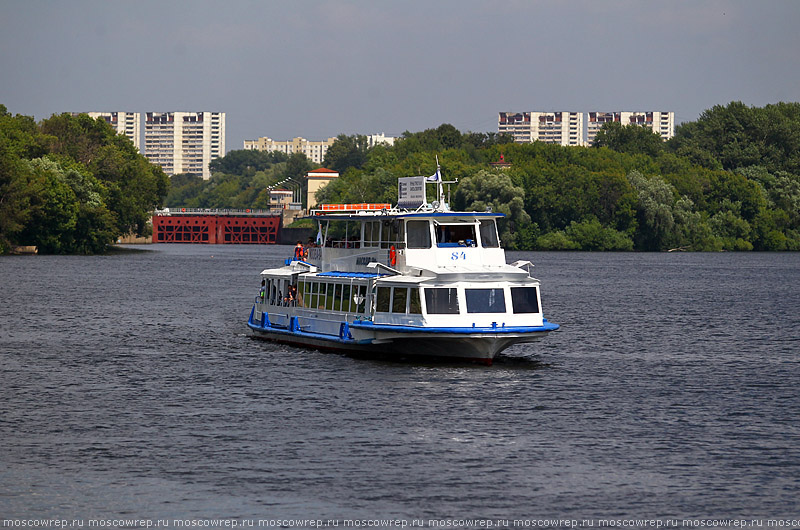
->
144, 112, 225, 180
500, 111, 674, 146
531, 112, 584, 146
244, 134, 397, 164
587, 111, 675, 145
243, 137, 337, 165
78, 112, 141, 151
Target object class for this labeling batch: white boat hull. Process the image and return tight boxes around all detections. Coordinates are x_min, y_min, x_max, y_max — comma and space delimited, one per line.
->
248, 307, 556, 364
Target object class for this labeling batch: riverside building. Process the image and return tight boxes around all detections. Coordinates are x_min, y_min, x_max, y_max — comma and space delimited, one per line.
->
144, 111, 225, 180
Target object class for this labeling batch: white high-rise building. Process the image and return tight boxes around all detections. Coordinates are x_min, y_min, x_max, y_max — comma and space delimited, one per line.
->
498, 112, 532, 143
78, 112, 141, 150
587, 111, 675, 145
144, 112, 225, 180
499, 112, 584, 146
531, 112, 584, 146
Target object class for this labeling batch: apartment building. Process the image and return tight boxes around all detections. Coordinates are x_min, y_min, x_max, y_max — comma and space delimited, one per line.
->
76, 112, 141, 150
499, 112, 584, 146
586, 111, 675, 145
498, 112, 532, 143
244, 133, 396, 164
531, 112, 584, 146
365, 133, 396, 148
144, 112, 225, 180
243, 137, 337, 165
500, 111, 675, 146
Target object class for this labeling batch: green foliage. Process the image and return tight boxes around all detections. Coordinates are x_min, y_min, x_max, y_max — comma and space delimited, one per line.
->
323, 134, 370, 172
309, 107, 800, 251
668, 101, 800, 174
453, 170, 530, 249
1, 109, 165, 253
208, 149, 287, 175
592, 121, 665, 158
166, 149, 313, 210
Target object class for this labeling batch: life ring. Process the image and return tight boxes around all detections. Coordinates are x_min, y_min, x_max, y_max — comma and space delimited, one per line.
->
181, 208, 186, 212
389, 245, 397, 266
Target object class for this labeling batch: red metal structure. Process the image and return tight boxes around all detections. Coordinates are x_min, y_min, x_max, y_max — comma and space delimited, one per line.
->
152, 209, 281, 244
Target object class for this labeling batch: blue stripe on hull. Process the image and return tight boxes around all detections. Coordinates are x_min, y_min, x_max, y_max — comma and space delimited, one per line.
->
247, 306, 558, 362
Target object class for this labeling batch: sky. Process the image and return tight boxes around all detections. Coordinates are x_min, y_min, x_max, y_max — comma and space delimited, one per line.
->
2, 0, 799, 152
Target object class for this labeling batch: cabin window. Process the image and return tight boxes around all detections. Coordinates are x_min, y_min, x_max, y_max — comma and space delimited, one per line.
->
364, 221, 379, 247
381, 221, 400, 249
355, 285, 367, 313
391, 287, 407, 313
342, 284, 352, 313
465, 288, 506, 314
376, 286, 391, 313
406, 220, 431, 249
308, 282, 317, 309
325, 283, 335, 311
318, 283, 328, 310
424, 288, 459, 314
409, 288, 422, 314
333, 284, 343, 311
511, 287, 540, 313
435, 223, 477, 247
479, 219, 500, 248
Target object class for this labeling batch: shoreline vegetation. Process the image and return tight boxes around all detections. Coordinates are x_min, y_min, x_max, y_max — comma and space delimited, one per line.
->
3, 101, 799, 254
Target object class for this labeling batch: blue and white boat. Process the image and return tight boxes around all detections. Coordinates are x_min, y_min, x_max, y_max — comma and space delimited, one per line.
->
247, 171, 558, 364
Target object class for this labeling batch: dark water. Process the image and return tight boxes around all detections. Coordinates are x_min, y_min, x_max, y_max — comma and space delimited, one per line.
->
1, 245, 799, 526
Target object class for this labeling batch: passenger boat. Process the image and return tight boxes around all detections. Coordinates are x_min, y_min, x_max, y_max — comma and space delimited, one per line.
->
247, 170, 558, 364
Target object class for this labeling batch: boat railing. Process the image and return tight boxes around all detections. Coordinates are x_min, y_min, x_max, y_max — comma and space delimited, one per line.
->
155, 207, 274, 216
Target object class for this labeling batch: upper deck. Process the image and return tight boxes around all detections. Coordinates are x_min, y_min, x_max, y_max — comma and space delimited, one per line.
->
304, 207, 521, 278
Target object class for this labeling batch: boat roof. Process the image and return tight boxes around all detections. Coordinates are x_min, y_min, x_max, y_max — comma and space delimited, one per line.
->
309, 210, 506, 222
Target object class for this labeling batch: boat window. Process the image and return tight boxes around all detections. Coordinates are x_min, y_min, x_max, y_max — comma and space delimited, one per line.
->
307, 282, 317, 309
435, 223, 476, 247
342, 284, 352, 313
376, 286, 391, 313
391, 287, 407, 313
406, 220, 431, 249
381, 221, 400, 249
479, 219, 500, 248
323, 283, 334, 311
364, 221, 381, 248
355, 285, 367, 313
333, 283, 343, 311
424, 288, 460, 314
409, 288, 422, 314
511, 287, 540, 314
465, 288, 506, 314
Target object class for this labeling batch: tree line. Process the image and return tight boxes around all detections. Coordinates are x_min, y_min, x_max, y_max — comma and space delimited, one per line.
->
3, 101, 799, 253
315, 103, 800, 251
0, 106, 167, 254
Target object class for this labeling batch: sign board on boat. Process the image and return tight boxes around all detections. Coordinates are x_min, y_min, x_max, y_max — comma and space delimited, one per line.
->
398, 176, 426, 209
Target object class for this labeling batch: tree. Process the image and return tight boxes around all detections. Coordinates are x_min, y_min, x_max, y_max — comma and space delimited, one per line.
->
323, 134, 369, 172
453, 170, 530, 249
209, 149, 286, 176
627, 171, 676, 250
592, 121, 665, 157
